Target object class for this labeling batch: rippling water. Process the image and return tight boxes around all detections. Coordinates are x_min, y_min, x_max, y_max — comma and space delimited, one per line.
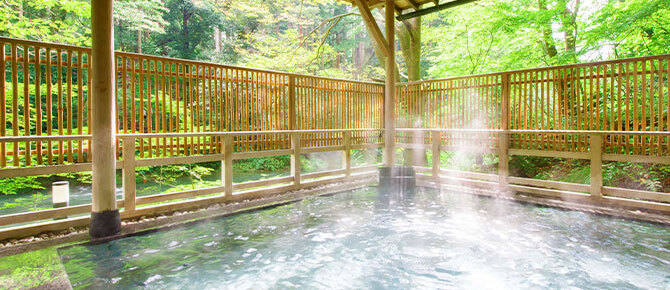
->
59, 187, 670, 289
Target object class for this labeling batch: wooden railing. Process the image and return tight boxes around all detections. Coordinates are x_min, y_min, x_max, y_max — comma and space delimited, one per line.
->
0, 37, 384, 241
0, 37, 384, 170
396, 54, 670, 156
395, 53, 670, 213
0, 129, 383, 240
397, 128, 670, 214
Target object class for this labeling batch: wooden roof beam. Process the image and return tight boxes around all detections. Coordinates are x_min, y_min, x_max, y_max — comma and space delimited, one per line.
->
407, 0, 420, 10
397, 0, 477, 21
355, 0, 390, 56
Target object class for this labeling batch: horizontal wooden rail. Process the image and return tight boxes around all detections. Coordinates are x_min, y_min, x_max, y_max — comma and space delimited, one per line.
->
0, 128, 383, 241
399, 129, 670, 218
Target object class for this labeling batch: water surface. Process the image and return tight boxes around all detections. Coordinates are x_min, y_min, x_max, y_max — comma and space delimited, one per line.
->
59, 187, 670, 289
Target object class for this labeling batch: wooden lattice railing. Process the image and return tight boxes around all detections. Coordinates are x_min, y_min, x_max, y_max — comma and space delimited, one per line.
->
0, 37, 384, 169
396, 54, 670, 157
394, 54, 670, 220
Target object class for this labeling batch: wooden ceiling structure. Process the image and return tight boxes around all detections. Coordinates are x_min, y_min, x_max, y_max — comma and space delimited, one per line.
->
340, 0, 476, 21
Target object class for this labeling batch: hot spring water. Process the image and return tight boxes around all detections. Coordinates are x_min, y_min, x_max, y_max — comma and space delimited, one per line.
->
59, 186, 670, 289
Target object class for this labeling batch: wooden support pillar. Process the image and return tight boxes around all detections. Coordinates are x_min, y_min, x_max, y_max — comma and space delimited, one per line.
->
90, 0, 120, 238
590, 134, 603, 198
383, 0, 396, 167
291, 132, 301, 186
431, 131, 440, 180
343, 131, 351, 177
498, 73, 510, 189
121, 137, 136, 215
222, 135, 233, 197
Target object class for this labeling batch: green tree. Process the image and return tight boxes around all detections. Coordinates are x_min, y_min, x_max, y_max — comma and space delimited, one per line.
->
154, 0, 221, 59
114, 0, 168, 53
0, 0, 91, 45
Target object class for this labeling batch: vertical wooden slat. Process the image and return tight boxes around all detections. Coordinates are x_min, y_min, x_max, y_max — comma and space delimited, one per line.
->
66, 50, 73, 163
139, 58, 145, 158
633, 62, 639, 154
122, 57, 128, 135
625, 63, 631, 154
77, 52, 84, 162
148, 60, 154, 158
56, 49, 63, 164
0, 43, 5, 167
641, 61, 647, 155
617, 63, 623, 153
656, 59, 662, 155
23, 45, 31, 165
86, 51, 92, 162
11, 44, 19, 166
35, 47, 43, 164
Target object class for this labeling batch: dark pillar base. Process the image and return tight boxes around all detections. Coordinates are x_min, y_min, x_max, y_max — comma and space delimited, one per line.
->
379, 166, 416, 193
90, 209, 121, 239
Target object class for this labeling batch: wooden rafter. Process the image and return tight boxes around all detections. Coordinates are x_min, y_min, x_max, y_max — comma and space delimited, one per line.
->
354, 0, 390, 57
397, 0, 477, 21
407, 0, 420, 10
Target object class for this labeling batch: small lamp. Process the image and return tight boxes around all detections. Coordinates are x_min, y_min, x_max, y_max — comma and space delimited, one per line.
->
52, 181, 70, 209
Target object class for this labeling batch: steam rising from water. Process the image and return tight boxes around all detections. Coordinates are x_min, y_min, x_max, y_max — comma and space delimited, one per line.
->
60, 187, 670, 289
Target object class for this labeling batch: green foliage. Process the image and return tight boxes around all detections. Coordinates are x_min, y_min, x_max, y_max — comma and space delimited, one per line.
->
136, 163, 216, 193
585, 0, 670, 58
422, 0, 670, 78
510, 156, 564, 178
603, 162, 663, 192
152, 0, 222, 59
0, 0, 91, 45
351, 148, 381, 167
233, 156, 290, 171
0, 176, 44, 195
439, 151, 498, 174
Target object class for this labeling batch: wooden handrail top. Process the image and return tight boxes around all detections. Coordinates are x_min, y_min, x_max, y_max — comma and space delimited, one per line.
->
396, 128, 670, 136
116, 129, 384, 138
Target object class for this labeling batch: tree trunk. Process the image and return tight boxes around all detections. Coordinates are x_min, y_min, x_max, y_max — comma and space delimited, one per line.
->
538, 0, 557, 59
398, 17, 427, 167
137, 30, 142, 53
559, 0, 579, 62
214, 26, 221, 52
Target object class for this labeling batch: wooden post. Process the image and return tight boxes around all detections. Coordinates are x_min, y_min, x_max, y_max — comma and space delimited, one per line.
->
343, 131, 351, 177
122, 137, 136, 214
291, 132, 301, 186
223, 135, 233, 197
383, 0, 396, 167
432, 131, 440, 180
499, 73, 510, 189
90, 0, 121, 238
590, 134, 603, 198
288, 75, 297, 131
